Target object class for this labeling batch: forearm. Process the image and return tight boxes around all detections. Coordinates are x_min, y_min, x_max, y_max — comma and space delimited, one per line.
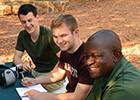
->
35, 69, 66, 85
13, 51, 31, 72
39, 92, 86, 100
26, 89, 82, 100
40, 84, 92, 100
35, 74, 55, 85
13, 50, 24, 65
13, 57, 23, 65
26, 83, 92, 100
43, 93, 75, 100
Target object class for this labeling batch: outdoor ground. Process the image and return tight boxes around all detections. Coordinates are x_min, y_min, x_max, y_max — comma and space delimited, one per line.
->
0, 0, 140, 70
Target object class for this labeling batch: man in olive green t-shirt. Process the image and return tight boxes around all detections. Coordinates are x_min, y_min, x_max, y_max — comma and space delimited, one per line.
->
85, 30, 140, 100
13, 4, 64, 92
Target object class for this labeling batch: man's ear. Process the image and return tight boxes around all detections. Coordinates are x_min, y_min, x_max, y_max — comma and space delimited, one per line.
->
113, 50, 122, 63
36, 14, 39, 21
73, 29, 79, 37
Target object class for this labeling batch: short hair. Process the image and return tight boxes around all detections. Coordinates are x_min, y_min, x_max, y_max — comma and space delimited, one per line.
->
18, 4, 37, 18
51, 13, 78, 33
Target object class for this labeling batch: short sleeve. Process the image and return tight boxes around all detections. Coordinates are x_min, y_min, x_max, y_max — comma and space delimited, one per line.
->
15, 31, 25, 52
78, 60, 94, 85
58, 51, 65, 69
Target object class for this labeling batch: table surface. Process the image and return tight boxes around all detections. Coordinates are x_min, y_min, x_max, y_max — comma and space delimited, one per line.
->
0, 62, 33, 100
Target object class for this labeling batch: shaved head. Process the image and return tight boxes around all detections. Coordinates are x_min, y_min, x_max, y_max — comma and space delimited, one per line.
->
85, 30, 122, 79
87, 30, 122, 52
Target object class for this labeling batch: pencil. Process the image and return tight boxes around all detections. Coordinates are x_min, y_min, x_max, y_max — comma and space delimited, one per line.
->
20, 72, 27, 86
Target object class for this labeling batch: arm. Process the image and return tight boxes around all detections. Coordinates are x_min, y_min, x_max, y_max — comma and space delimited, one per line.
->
13, 50, 31, 72
24, 83, 93, 100
13, 50, 24, 65
21, 63, 66, 87
36, 65, 66, 84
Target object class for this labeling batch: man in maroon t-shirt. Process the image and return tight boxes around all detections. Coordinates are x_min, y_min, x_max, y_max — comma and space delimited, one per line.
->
21, 13, 95, 100
59, 42, 93, 92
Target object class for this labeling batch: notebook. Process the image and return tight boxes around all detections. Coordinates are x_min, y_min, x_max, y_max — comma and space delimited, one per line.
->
16, 84, 47, 100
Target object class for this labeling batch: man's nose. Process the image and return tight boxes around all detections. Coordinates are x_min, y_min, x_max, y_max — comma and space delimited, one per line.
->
26, 22, 30, 27
86, 56, 95, 66
57, 37, 63, 43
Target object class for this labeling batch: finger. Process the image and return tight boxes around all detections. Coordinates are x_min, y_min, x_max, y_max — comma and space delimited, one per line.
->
22, 65, 28, 72
29, 66, 33, 71
24, 89, 34, 96
27, 90, 34, 100
24, 64, 31, 70
21, 79, 24, 85
24, 78, 35, 86
27, 65, 33, 71
21, 79, 28, 87
24, 90, 30, 95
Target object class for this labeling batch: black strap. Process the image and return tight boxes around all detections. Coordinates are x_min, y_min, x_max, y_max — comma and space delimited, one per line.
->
0, 65, 10, 69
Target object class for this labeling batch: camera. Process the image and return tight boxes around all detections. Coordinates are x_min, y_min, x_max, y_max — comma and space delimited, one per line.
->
16, 65, 23, 78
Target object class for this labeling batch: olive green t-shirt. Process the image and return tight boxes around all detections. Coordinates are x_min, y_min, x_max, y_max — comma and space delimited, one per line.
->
86, 56, 140, 100
15, 26, 60, 72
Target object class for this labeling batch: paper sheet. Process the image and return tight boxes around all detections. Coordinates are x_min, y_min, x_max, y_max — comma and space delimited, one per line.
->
10, 66, 16, 72
0, 58, 3, 62
16, 84, 47, 100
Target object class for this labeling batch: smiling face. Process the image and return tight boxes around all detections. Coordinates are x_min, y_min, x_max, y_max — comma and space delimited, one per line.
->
19, 12, 39, 35
84, 30, 122, 80
84, 40, 115, 80
53, 24, 78, 53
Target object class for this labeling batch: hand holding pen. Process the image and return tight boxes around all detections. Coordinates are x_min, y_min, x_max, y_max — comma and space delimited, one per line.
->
20, 72, 27, 86
21, 76, 37, 87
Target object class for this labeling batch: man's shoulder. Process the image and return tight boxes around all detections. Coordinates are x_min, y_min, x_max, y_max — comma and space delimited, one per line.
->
40, 26, 53, 38
18, 30, 28, 37
20, 29, 27, 33
40, 25, 52, 33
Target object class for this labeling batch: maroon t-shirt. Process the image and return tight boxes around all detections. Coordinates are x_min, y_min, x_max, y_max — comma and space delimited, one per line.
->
58, 42, 95, 92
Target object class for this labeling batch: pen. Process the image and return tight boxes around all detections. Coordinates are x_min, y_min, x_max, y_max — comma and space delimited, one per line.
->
21, 95, 28, 98
20, 72, 27, 86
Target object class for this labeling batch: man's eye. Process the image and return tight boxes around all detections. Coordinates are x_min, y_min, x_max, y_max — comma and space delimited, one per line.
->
92, 55, 101, 58
84, 55, 89, 59
28, 19, 32, 22
53, 36, 57, 39
21, 21, 26, 24
62, 34, 67, 37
